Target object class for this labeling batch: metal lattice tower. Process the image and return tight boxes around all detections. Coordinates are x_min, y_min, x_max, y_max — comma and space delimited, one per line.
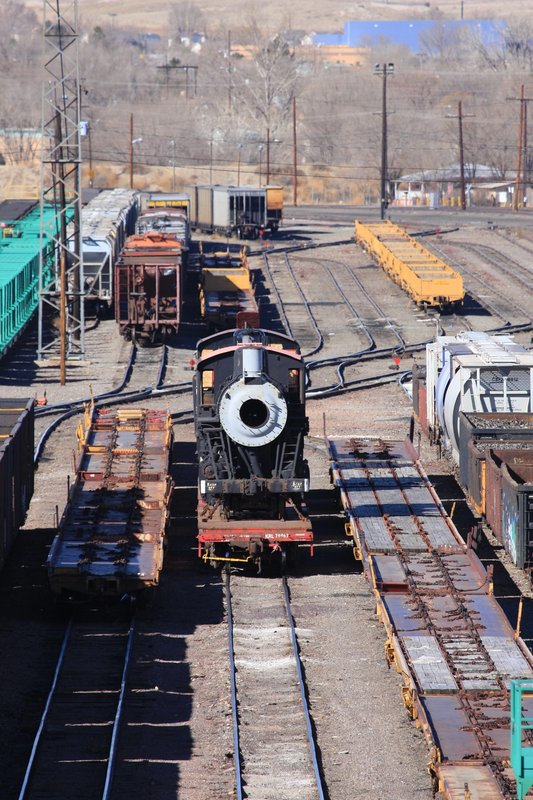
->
38, 0, 85, 374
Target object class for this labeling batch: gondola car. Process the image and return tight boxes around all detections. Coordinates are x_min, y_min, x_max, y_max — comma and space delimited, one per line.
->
115, 232, 183, 343
194, 328, 312, 570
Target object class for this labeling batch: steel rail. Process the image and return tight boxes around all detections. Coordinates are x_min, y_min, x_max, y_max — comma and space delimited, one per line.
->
33, 344, 172, 465
225, 571, 244, 800
261, 252, 293, 337
281, 576, 326, 800
102, 621, 136, 800
282, 253, 324, 357
17, 620, 73, 800
35, 343, 137, 417
18, 618, 135, 800
428, 240, 532, 325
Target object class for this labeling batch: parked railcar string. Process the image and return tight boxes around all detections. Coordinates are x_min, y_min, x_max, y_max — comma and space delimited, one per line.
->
225, 573, 326, 800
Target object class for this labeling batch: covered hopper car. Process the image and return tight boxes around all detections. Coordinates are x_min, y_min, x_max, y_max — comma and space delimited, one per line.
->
115, 232, 183, 343
0, 399, 34, 571
78, 188, 139, 306
194, 328, 312, 570
355, 219, 464, 308
47, 404, 173, 600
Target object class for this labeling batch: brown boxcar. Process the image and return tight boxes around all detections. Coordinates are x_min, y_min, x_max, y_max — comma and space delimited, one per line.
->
115, 232, 183, 344
0, 399, 34, 569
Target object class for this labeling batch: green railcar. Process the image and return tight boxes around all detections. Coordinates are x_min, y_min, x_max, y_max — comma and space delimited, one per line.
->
0, 204, 59, 358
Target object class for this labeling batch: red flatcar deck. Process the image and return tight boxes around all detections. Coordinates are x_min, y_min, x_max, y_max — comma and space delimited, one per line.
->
329, 436, 533, 799
197, 502, 313, 563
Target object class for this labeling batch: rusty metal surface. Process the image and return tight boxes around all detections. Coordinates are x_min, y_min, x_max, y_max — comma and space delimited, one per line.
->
47, 407, 173, 597
438, 762, 505, 799
329, 436, 533, 799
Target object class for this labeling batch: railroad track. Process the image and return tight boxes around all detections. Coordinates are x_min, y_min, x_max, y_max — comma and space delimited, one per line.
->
427, 240, 532, 327
18, 616, 135, 800
225, 572, 325, 800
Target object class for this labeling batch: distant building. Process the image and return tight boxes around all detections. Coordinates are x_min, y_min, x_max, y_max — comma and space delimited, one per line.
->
392, 164, 517, 207
312, 19, 501, 52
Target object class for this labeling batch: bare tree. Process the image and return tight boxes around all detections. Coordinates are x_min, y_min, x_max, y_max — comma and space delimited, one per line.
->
168, 2, 206, 40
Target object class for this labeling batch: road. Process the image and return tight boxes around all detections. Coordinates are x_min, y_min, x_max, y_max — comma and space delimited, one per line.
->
284, 203, 533, 231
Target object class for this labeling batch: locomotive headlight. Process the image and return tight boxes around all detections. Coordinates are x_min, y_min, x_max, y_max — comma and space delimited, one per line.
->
219, 379, 288, 447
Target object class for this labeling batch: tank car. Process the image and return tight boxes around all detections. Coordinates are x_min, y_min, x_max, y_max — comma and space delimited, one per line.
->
194, 328, 312, 569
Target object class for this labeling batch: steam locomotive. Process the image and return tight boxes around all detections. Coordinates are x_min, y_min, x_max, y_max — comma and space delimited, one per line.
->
193, 328, 312, 570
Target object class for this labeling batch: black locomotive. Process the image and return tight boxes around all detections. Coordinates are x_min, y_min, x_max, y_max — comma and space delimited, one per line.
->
193, 328, 311, 568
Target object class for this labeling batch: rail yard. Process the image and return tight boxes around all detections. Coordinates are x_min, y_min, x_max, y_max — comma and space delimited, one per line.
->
2, 203, 533, 800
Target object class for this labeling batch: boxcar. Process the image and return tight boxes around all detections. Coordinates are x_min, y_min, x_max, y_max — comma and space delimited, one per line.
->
47, 405, 173, 599
187, 185, 269, 239
0, 399, 34, 570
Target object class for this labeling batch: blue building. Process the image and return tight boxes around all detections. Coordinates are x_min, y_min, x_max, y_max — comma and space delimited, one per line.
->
312, 20, 502, 52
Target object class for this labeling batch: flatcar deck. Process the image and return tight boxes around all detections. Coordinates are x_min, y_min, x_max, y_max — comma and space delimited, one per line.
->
329, 436, 533, 799
48, 406, 173, 598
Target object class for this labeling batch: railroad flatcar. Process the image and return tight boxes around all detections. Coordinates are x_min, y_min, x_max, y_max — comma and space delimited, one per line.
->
330, 436, 533, 799
115, 232, 183, 343
355, 219, 464, 307
194, 328, 312, 569
199, 247, 259, 332
0, 201, 62, 359
187, 184, 275, 239
47, 404, 173, 599
0, 399, 34, 571
78, 188, 139, 306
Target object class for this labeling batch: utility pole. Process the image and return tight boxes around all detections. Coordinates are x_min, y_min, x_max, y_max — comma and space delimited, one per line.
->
227, 30, 232, 110
38, 0, 85, 377
293, 96, 298, 206
266, 127, 270, 185
374, 63, 394, 220
509, 85, 533, 211
446, 102, 474, 210
130, 112, 134, 189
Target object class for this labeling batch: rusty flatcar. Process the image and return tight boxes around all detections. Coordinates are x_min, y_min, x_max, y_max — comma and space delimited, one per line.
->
47, 405, 173, 600
330, 436, 533, 799
115, 232, 183, 343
